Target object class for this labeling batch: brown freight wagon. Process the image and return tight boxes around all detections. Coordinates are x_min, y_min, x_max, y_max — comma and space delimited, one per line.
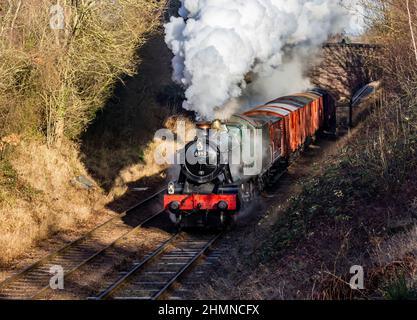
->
243, 90, 335, 159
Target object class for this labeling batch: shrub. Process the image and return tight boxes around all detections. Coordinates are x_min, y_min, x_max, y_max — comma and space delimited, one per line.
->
0, 0, 165, 146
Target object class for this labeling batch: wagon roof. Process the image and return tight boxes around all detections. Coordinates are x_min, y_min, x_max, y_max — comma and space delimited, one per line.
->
308, 89, 324, 97
274, 98, 306, 107
243, 106, 285, 124
245, 113, 282, 124
279, 95, 313, 105
253, 106, 291, 116
235, 90, 326, 125
293, 92, 321, 100
229, 114, 264, 128
266, 102, 299, 111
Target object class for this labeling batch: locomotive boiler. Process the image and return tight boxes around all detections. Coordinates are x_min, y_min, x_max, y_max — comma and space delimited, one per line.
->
163, 89, 336, 228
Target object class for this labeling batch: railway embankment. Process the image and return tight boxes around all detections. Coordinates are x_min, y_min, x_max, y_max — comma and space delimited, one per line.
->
194, 0, 417, 298
0, 1, 170, 268
196, 94, 417, 299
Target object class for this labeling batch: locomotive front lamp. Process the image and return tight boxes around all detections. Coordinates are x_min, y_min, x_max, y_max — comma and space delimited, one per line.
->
169, 201, 180, 211
168, 181, 175, 195
217, 201, 228, 211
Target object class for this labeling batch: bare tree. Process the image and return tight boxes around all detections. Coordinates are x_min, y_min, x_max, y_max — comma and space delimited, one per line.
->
406, 0, 417, 63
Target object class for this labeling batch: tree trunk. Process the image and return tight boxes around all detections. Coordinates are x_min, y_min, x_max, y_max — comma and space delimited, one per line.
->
406, 0, 417, 63
54, 116, 65, 149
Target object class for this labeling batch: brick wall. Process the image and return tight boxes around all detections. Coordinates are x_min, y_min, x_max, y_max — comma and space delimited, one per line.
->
310, 43, 382, 103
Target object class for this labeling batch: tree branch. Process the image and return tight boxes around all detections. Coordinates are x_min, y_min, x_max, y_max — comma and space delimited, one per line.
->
406, 0, 417, 63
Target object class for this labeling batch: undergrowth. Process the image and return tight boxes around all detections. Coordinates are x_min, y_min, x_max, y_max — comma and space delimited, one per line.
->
0, 159, 40, 205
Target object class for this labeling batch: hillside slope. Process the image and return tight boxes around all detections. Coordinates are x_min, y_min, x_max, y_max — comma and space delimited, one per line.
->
198, 93, 417, 299
0, 0, 171, 266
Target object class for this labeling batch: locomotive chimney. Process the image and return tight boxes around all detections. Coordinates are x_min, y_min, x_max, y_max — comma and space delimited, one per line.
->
196, 122, 211, 137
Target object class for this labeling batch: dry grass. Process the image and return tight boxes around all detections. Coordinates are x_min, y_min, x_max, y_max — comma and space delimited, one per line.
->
0, 140, 108, 265
110, 116, 196, 198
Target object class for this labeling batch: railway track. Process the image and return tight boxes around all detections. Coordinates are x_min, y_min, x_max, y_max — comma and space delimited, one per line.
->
0, 189, 166, 300
93, 232, 222, 300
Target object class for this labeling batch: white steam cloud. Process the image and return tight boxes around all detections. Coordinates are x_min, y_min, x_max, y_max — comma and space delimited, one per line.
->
165, 0, 363, 119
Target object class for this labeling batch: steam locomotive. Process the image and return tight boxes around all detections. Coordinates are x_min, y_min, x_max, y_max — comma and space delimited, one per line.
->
163, 89, 336, 228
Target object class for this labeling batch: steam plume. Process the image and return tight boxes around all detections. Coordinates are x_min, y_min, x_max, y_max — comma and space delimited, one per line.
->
165, 0, 362, 119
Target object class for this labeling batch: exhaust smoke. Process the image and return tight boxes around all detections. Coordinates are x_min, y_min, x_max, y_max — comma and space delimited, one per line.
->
165, 0, 363, 119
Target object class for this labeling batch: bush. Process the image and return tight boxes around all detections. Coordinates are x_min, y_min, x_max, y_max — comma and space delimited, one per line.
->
384, 274, 417, 300
0, 0, 165, 145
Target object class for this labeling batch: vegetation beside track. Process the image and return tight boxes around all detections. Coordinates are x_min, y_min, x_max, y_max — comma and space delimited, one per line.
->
198, 92, 417, 300
259, 93, 417, 299
0, 0, 169, 265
